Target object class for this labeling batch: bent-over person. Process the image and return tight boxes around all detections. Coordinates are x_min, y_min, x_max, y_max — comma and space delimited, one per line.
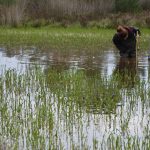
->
113, 25, 141, 57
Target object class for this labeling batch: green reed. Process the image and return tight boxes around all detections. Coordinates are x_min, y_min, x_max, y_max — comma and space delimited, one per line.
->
0, 27, 149, 51
0, 65, 149, 149
0, 66, 54, 149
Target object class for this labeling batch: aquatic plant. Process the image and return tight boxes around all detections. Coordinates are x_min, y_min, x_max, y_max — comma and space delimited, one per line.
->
0, 57, 149, 149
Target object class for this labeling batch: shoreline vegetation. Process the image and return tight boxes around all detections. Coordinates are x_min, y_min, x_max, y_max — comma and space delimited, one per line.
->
0, 11, 150, 29
0, 1, 150, 149
0, 25, 149, 51
0, 0, 150, 27
0, 0, 150, 51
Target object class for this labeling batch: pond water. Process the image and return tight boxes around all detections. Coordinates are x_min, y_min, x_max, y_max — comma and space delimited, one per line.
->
0, 47, 149, 149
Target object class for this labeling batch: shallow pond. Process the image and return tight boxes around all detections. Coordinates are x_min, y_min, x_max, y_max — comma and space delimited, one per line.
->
0, 47, 149, 149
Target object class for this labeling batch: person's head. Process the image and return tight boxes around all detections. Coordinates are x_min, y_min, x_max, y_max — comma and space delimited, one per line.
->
117, 25, 128, 38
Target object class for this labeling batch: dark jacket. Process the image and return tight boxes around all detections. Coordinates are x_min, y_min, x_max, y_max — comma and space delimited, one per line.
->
113, 27, 140, 57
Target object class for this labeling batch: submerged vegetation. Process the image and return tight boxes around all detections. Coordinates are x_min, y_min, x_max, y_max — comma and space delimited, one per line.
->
0, 63, 149, 149
0, 1, 149, 149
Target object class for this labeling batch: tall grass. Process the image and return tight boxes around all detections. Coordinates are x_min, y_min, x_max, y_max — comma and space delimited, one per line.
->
115, 0, 140, 12
0, 27, 149, 51
0, 0, 150, 26
0, 0, 27, 26
0, 27, 115, 50
139, 0, 150, 10
0, 64, 149, 149
27, 0, 115, 20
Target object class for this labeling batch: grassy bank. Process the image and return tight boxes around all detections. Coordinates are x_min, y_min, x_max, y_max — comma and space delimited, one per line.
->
0, 26, 149, 51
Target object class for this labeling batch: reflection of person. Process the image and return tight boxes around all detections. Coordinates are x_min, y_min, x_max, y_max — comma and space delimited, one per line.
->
113, 25, 141, 57
114, 57, 137, 87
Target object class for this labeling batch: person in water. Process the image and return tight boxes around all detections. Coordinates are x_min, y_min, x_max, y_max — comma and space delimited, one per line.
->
113, 25, 141, 57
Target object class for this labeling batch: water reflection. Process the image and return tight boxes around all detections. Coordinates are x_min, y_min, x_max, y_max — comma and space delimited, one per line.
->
0, 47, 149, 149
113, 57, 138, 88
0, 47, 149, 81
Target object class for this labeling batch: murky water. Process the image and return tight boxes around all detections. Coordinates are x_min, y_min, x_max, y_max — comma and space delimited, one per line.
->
0, 47, 149, 79
0, 47, 149, 149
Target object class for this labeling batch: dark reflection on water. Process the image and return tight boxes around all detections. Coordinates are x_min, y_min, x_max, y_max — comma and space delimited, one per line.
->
113, 57, 138, 88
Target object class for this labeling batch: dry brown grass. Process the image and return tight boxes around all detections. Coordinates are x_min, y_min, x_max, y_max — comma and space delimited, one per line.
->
27, 0, 114, 19
0, 0, 27, 26
0, 0, 150, 27
139, 0, 150, 10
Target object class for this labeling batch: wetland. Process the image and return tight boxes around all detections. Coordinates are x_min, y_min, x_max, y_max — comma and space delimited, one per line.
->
0, 27, 149, 149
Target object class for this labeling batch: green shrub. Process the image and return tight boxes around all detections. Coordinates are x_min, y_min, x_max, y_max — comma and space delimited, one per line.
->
0, 0, 16, 6
115, 0, 140, 12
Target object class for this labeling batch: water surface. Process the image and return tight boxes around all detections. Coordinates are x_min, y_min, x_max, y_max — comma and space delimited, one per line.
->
0, 47, 149, 149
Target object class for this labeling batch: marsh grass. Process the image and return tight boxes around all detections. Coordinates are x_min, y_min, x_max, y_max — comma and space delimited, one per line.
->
0, 26, 149, 149
0, 26, 113, 50
0, 66, 54, 149
0, 27, 149, 51
0, 64, 149, 149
